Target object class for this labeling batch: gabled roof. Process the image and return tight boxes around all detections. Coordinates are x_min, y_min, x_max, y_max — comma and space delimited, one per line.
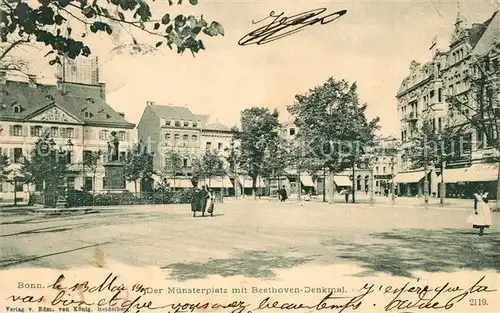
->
0, 80, 135, 128
468, 11, 498, 48
147, 104, 198, 121
203, 122, 231, 132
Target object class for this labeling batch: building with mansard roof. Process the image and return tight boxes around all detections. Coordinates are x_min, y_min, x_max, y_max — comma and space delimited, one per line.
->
0, 70, 136, 204
137, 102, 234, 191
395, 10, 499, 199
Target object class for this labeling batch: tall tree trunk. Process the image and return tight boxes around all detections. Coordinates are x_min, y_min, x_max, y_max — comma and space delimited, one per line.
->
134, 180, 137, 193
252, 177, 256, 199
496, 136, 500, 211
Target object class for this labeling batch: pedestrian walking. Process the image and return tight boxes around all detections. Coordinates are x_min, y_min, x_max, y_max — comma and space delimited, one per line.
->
340, 188, 349, 203
206, 188, 215, 217
467, 186, 492, 236
279, 185, 288, 202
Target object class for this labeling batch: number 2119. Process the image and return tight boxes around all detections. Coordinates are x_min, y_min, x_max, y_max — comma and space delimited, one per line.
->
469, 299, 488, 306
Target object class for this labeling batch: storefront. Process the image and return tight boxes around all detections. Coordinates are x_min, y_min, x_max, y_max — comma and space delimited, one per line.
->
394, 170, 437, 197
442, 163, 498, 199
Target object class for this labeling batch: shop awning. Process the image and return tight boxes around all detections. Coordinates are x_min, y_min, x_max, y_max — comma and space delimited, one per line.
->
167, 178, 194, 188
442, 167, 468, 183
464, 163, 498, 182
300, 175, 315, 187
201, 176, 233, 188
244, 177, 266, 188
394, 171, 427, 183
333, 175, 351, 187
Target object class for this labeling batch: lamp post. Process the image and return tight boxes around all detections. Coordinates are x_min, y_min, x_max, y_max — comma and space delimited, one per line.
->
390, 157, 396, 205
423, 135, 429, 209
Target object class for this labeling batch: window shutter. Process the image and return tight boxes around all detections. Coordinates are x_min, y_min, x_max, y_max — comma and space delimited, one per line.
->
73, 128, 79, 139
60, 128, 67, 138
22, 125, 28, 137
30, 126, 34, 137
9, 125, 13, 136
98, 130, 103, 140
9, 148, 14, 161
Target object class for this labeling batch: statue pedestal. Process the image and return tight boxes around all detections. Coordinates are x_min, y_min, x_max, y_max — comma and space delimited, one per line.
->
103, 162, 127, 193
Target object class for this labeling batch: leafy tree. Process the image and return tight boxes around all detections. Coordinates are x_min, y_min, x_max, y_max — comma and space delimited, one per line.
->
19, 134, 69, 206
123, 141, 153, 192
232, 107, 281, 198
161, 149, 183, 190
261, 135, 290, 194
82, 150, 102, 194
192, 149, 226, 187
447, 45, 500, 210
287, 78, 380, 202
0, 0, 224, 66
0, 154, 11, 186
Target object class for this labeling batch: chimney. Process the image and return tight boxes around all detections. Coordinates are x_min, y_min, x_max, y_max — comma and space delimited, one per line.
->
0, 71, 6, 84
99, 82, 106, 100
118, 112, 125, 118
28, 74, 37, 88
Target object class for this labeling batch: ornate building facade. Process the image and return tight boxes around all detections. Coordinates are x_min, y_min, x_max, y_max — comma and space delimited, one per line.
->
395, 10, 499, 198
0, 72, 136, 204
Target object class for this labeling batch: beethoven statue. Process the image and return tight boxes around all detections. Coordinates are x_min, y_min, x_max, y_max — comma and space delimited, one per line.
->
107, 131, 120, 162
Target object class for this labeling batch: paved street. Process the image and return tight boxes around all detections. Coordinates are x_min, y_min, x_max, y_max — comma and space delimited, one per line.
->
1, 199, 499, 279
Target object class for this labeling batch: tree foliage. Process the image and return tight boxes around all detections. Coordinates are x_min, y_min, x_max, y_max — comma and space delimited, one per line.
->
82, 149, 102, 192
232, 107, 281, 192
0, 153, 11, 184
405, 116, 471, 170
123, 141, 153, 191
161, 149, 183, 189
0, 0, 224, 66
192, 148, 225, 187
261, 134, 290, 179
19, 134, 69, 205
287, 78, 380, 173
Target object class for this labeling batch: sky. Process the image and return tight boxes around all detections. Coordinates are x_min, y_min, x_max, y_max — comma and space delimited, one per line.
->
7, 0, 499, 136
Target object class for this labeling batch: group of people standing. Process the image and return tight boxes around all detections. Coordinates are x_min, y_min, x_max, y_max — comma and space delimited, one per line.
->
190, 185, 215, 217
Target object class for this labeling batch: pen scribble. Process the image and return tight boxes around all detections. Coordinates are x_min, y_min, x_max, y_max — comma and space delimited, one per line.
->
238, 8, 347, 46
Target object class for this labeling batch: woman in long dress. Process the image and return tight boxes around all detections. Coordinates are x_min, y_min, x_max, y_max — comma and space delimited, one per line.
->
206, 188, 215, 217
468, 189, 492, 236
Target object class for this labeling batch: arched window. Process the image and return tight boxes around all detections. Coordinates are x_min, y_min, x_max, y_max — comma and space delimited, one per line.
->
182, 134, 189, 146
173, 134, 180, 146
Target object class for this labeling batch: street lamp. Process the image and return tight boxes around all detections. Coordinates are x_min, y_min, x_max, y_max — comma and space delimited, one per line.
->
390, 157, 396, 205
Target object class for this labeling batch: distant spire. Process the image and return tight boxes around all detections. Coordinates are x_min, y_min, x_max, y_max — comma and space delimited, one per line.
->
455, 0, 463, 26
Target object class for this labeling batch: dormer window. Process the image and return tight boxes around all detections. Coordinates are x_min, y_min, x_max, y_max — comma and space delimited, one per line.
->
86, 97, 95, 104
45, 95, 54, 101
84, 111, 91, 118
193, 121, 198, 128
13, 105, 21, 113
184, 121, 189, 127
175, 121, 181, 127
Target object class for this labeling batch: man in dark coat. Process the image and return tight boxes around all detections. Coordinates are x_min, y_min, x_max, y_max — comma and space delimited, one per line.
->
279, 185, 288, 202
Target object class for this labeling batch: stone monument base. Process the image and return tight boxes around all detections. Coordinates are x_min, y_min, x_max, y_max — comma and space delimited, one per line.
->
103, 162, 126, 192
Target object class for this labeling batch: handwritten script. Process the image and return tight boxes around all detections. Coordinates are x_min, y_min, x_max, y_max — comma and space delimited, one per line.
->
238, 8, 347, 45
5, 273, 497, 313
